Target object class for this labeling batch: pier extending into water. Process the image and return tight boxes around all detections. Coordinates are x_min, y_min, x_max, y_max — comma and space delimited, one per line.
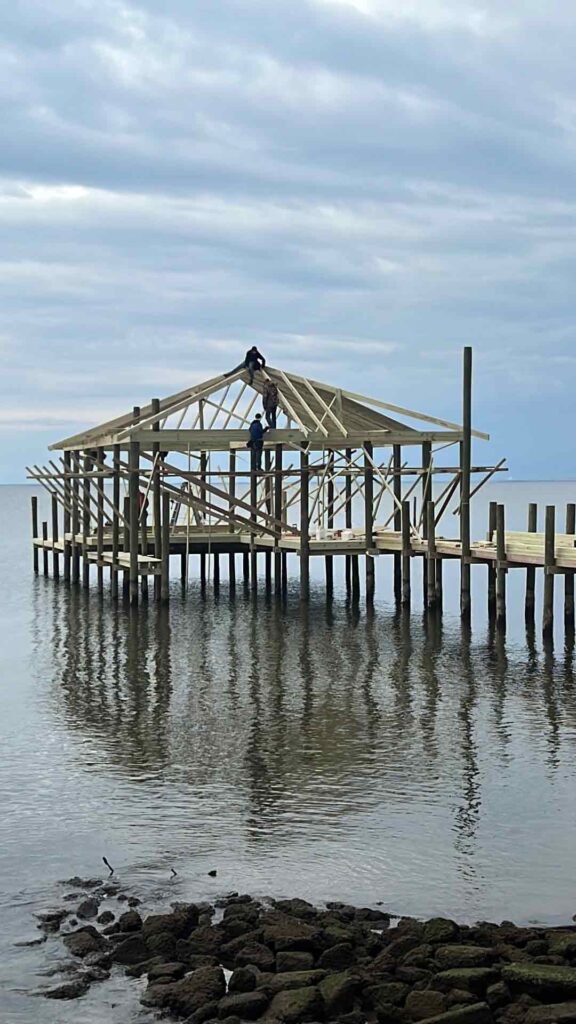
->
27, 348, 575, 636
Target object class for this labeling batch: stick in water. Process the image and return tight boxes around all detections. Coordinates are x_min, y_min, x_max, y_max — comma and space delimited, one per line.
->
102, 856, 114, 875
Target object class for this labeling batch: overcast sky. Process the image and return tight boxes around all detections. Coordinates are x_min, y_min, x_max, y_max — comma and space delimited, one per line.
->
2, 0, 576, 481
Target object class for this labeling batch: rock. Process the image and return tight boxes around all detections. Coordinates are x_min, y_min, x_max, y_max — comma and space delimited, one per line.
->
14, 936, 47, 947
274, 899, 318, 921
446, 991, 478, 1008
84, 966, 110, 982
235, 942, 276, 972
436, 948, 496, 970
405, 990, 448, 1020
319, 970, 359, 1015
125, 957, 164, 978
146, 930, 177, 959
111, 933, 151, 965
318, 943, 353, 970
42, 977, 90, 1000
278, 952, 316, 973
148, 961, 186, 982
386, 935, 424, 961
414, 1003, 492, 1024
185, 925, 225, 956
550, 938, 576, 961
97, 911, 115, 925
142, 965, 226, 1016
355, 907, 391, 924
36, 909, 69, 930
128, 897, 141, 907
260, 971, 327, 997
525, 941, 549, 957
219, 991, 269, 1019
84, 950, 112, 969
183, 1001, 220, 1024
63, 928, 106, 958
265, 985, 323, 1022
174, 943, 221, 969
229, 965, 261, 993
77, 898, 99, 920
525, 1002, 576, 1023
502, 965, 576, 1001
118, 910, 142, 932
486, 982, 510, 1010
143, 906, 199, 939
434, 970, 500, 995
262, 915, 318, 953
63, 877, 102, 889
366, 982, 410, 1009
403, 945, 435, 968
424, 921, 461, 945
396, 968, 433, 985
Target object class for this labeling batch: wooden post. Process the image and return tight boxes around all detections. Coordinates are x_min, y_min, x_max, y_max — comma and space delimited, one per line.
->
325, 449, 334, 596
229, 449, 236, 588
72, 451, 80, 584
243, 550, 250, 584
123, 495, 130, 600
96, 448, 104, 592
265, 450, 272, 589
274, 443, 283, 593
111, 444, 120, 600
393, 444, 402, 604
129, 406, 140, 607
460, 346, 472, 619
82, 452, 91, 589
435, 554, 443, 608
496, 503, 506, 628
214, 551, 220, 588
141, 507, 149, 601
31, 495, 39, 573
351, 555, 360, 602
543, 504, 555, 637
364, 442, 375, 603
250, 453, 258, 590
200, 450, 207, 587
180, 551, 187, 584
426, 500, 436, 609
152, 398, 162, 601
565, 504, 575, 627
161, 490, 170, 603
300, 446, 310, 601
421, 440, 432, 605
63, 451, 71, 581
401, 500, 411, 607
42, 521, 49, 576
345, 447, 353, 593
487, 500, 497, 618
525, 503, 537, 621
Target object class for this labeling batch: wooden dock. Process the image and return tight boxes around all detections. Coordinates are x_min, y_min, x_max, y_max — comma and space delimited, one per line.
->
27, 348, 575, 636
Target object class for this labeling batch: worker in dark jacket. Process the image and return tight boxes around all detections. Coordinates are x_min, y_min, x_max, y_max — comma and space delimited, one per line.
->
248, 413, 267, 471
244, 346, 266, 384
262, 379, 279, 429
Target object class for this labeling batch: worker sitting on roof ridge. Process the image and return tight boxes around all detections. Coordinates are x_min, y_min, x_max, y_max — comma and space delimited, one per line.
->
244, 346, 266, 384
262, 378, 279, 429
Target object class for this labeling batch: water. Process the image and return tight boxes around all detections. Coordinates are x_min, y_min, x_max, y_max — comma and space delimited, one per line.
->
2, 481, 576, 1021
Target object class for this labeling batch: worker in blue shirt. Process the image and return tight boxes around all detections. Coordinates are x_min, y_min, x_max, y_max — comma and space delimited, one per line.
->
248, 413, 268, 471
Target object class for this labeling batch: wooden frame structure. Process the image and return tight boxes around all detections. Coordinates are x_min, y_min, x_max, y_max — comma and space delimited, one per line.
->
28, 347, 574, 635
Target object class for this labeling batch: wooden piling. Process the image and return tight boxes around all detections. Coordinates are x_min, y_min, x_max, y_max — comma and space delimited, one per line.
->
325, 449, 334, 596
71, 451, 80, 584
214, 552, 220, 589
525, 503, 537, 622
487, 500, 497, 618
265, 450, 272, 589
300, 446, 310, 601
129, 407, 140, 607
141, 508, 149, 601
345, 447, 352, 593
243, 551, 250, 584
250, 455, 258, 591
122, 495, 130, 600
565, 503, 575, 627
63, 451, 71, 581
229, 449, 236, 587
96, 448, 104, 592
543, 504, 555, 637
82, 452, 91, 589
351, 554, 360, 601
421, 440, 432, 604
161, 490, 170, 603
460, 346, 472, 619
274, 443, 283, 593
31, 495, 39, 573
151, 398, 162, 601
200, 450, 207, 588
364, 442, 375, 603
393, 444, 402, 603
111, 445, 120, 600
426, 500, 436, 609
496, 503, 506, 628
435, 555, 443, 608
401, 500, 411, 607
42, 521, 49, 575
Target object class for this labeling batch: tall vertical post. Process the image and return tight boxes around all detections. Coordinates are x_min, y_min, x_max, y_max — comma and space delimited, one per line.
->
229, 449, 236, 587
141, 505, 149, 601
496, 503, 506, 628
213, 552, 220, 589
82, 451, 91, 589
200, 449, 207, 587
325, 449, 334, 596
460, 346, 472, 619
129, 406, 140, 607
345, 447, 353, 594
111, 444, 120, 600
401, 500, 411, 607
72, 451, 80, 584
421, 440, 432, 605
364, 442, 375, 603
63, 451, 71, 581
151, 398, 162, 602
96, 448, 104, 592
274, 443, 283, 593
122, 495, 130, 600
264, 449, 272, 589
300, 446, 310, 601
393, 444, 402, 603
426, 500, 436, 609
42, 521, 49, 576
161, 490, 170, 603
525, 503, 537, 621
31, 495, 39, 573
543, 505, 555, 637
565, 504, 575, 627
487, 500, 497, 618
250, 450, 258, 590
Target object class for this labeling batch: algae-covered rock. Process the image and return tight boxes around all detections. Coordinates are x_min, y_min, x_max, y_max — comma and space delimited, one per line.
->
405, 989, 448, 1020
318, 970, 359, 1015
259, 970, 327, 996
415, 1002, 492, 1024
142, 965, 226, 1016
235, 942, 275, 972
218, 990, 269, 1019
502, 964, 576, 1001
63, 928, 107, 958
435, 948, 495, 970
277, 951, 315, 973
549, 937, 576, 960
423, 921, 460, 945
525, 1002, 576, 1023
265, 985, 323, 1022
434, 969, 499, 994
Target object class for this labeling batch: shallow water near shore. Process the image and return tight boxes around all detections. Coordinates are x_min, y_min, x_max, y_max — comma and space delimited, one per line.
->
2, 482, 576, 1022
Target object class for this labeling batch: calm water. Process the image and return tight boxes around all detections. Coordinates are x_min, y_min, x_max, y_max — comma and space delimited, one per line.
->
2, 482, 576, 1022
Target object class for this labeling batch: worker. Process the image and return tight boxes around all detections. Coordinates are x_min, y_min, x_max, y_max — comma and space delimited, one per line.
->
247, 413, 267, 471
244, 346, 266, 384
262, 379, 279, 429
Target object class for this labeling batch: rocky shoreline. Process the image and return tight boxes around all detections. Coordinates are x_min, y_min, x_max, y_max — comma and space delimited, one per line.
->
33, 881, 576, 1024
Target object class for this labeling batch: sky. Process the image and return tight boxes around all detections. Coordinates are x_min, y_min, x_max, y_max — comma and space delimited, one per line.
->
2, 0, 576, 482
